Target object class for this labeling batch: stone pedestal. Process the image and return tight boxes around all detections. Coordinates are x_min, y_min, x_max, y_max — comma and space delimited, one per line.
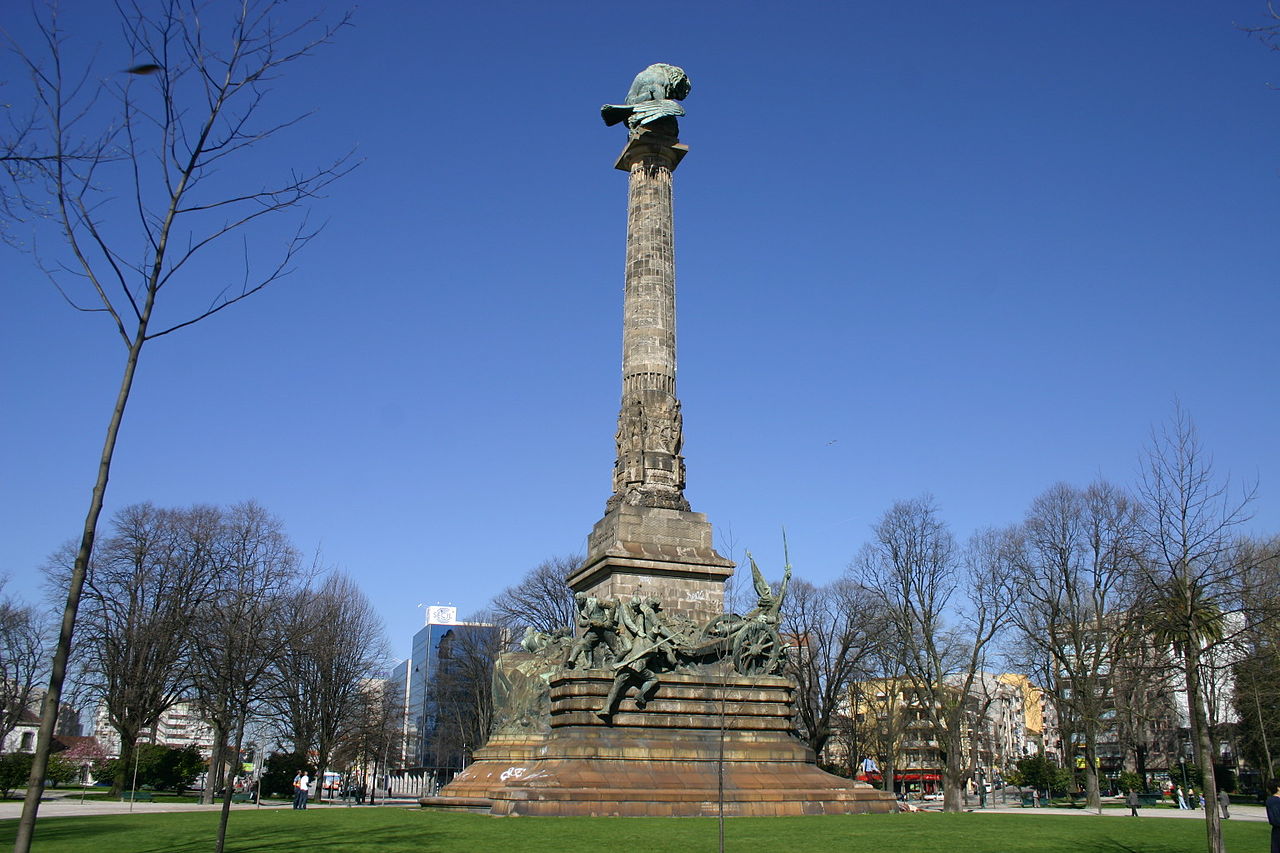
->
430, 667, 895, 816
568, 502, 734, 625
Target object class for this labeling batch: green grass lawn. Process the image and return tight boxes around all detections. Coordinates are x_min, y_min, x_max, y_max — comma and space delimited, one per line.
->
0, 809, 1270, 853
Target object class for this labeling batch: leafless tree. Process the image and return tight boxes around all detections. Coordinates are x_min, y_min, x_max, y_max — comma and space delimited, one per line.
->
421, 614, 506, 772
1136, 405, 1256, 853
267, 573, 387, 802
850, 642, 913, 794
187, 502, 302, 852
852, 496, 1016, 812
1106, 630, 1181, 784
4, 3, 352, 845
1007, 480, 1144, 811
1241, 3, 1280, 52
1230, 536, 1280, 780
331, 678, 403, 803
780, 578, 884, 760
490, 555, 580, 635
0, 589, 47, 753
56, 503, 220, 795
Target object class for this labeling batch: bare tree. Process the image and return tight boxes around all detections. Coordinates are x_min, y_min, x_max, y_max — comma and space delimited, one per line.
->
1241, 3, 1280, 52
331, 678, 403, 803
1136, 405, 1256, 853
188, 502, 302, 853
1008, 480, 1144, 811
853, 496, 1016, 812
4, 3, 352, 844
1108, 630, 1181, 787
0, 590, 47, 753
59, 503, 220, 795
1231, 536, 1280, 780
421, 614, 506, 773
268, 573, 386, 802
780, 578, 883, 761
490, 555, 580, 635
850, 642, 913, 794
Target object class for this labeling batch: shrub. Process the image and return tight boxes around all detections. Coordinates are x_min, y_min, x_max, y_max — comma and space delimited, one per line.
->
95, 744, 205, 793
0, 753, 34, 797
260, 752, 309, 799
1117, 771, 1144, 794
45, 753, 80, 786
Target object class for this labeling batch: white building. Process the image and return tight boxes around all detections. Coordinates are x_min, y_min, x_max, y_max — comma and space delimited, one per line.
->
92, 700, 217, 758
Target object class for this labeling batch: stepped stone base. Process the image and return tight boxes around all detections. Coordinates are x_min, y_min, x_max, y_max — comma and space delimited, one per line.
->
422, 668, 896, 817
568, 503, 735, 626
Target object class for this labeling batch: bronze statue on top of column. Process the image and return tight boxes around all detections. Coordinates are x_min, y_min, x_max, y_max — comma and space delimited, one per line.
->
601, 63, 691, 141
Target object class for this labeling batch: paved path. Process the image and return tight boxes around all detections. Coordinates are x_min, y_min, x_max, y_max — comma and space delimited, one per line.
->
919, 801, 1270, 822
0, 792, 420, 820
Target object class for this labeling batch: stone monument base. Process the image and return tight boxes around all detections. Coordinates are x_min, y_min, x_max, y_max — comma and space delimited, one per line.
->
422, 668, 896, 817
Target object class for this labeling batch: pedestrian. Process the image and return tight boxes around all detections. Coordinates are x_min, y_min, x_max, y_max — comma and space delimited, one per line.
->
1217, 788, 1230, 819
294, 769, 311, 810
1126, 789, 1140, 817
291, 772, 301, 809
1032, 788, 1040, 808
1176, 786, 1188, 809
1266, 778, 1280, 853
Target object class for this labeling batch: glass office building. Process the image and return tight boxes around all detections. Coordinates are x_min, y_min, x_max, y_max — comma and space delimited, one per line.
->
387, 606, 501, 783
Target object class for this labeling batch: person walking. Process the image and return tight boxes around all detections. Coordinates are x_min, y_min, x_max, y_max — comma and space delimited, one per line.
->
1176, 786, 1188, 809
1266, 779, 1280, 853
1217, 788, 1230, 819
1126, 789, 1140, 817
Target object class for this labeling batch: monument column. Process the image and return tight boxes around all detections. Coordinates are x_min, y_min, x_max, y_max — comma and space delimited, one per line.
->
610, 132, 689, 512
567, 120, 733, 626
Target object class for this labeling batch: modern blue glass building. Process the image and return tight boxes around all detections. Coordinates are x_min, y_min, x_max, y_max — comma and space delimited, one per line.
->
386, 607, 501, 783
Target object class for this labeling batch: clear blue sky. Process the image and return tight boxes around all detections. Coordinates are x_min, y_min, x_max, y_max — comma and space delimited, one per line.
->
3, 1, 1278, 663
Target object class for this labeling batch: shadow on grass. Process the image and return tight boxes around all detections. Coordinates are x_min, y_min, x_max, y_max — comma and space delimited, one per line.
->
1078, 841, 1189, 853
1, 816, 448, 853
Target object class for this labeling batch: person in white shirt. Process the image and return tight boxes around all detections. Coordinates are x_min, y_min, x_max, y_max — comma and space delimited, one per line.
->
293, 770, 311, 809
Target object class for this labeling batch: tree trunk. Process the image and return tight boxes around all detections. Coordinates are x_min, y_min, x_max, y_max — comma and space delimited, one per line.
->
112, 735, 137, 797
214, 716, 246, 853
15, 335, 147, 852
941, 736, 964, 813
1253, 689, 1275, 779
204, 723, 226, 805
1084, 732, 1101, 813
1185, 652, 1225, 853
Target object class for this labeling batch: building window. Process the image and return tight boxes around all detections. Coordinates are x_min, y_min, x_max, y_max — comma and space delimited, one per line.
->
20, 732, 34, 751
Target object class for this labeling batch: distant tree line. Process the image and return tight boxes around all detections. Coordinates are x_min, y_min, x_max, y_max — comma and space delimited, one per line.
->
34, 500, 394, 814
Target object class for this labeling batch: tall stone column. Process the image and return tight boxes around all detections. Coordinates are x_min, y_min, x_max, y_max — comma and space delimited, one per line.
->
610, 131, 689, 512
567, 129, 733, 625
